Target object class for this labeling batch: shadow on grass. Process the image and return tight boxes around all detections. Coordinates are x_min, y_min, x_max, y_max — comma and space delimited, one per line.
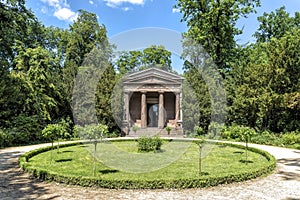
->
239, 159, 254, 164
55, 158, 73, 163
233, 151, 244, 154
99, 169, 119, 174
79, 145, 89, 148
199, 172, 209, 176
154, 149, 166, 153
60, 150, 74, 153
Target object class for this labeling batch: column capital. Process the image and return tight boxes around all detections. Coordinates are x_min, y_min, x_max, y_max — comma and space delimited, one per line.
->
141, 90, 147, 94
158, 90, 164, 94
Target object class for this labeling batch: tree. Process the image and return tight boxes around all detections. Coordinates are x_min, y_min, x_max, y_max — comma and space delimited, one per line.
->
115, 50, 143, 74
141, 45, 172, 71
238, 126, 255, 163
63, 10, 109, 122
75, 124, 108, 176
95, 64, 118, 132
11, 43, 60, 121
42, 123, 67, 163
254, 6, 300, 42
194, 139, 205, 175
0, 0, 47, 128
182, 66, 211, 134
229, 29, 300, 132
66, 10, 108, 67
115, 45, 172, 74
175, 0, 261, 71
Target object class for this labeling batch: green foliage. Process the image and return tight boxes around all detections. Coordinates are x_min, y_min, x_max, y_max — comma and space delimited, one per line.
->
165, 126, 172, 134
95, 64, 118, 132
282, 131, 300, 145
176, 0, 261, 70
132, 125, 139, 133
75, 124, 108, 141
0, 128, 11, 148
254, 6, 300, 42
137, 136, 163, 152
229, 29, 300, 133
42, 123, 66, 142
115, 45, 172, 74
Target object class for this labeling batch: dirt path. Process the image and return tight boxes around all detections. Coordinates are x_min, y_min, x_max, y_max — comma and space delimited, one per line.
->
0, 141, 299, 200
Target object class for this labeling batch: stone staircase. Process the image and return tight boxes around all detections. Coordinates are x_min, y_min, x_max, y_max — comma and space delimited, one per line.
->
127, 127, 184, 138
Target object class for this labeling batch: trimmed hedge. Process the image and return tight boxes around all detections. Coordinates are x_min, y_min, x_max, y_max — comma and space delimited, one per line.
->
19, 139, 276, 189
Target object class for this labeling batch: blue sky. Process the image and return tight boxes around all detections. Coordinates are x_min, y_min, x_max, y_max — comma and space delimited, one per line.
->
25, 0, 300, 73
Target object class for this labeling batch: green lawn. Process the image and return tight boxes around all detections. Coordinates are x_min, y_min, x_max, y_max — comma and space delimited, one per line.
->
27, 140, 270, 181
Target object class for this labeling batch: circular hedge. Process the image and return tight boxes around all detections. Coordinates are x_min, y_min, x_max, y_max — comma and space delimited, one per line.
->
19, 139, 276, 189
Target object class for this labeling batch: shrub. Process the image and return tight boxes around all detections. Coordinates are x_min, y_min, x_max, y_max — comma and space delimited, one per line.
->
251, 130, 282, 146
194, 126, 204, 136
137, 136, 163, 152
282, 131, 300, 145
165, 126, 172, 135
0, 128, 11, 148
132, 125, 139, 133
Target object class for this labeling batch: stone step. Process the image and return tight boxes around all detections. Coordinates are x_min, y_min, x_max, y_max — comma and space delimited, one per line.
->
127, 128, 183, 137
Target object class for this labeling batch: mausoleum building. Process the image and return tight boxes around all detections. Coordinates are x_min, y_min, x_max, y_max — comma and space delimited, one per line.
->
121, 67, 184, 135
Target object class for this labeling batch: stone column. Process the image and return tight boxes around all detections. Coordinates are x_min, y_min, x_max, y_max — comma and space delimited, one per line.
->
141, 92, 147, 128
175, 93, 180, 123
158, 91, 164, 128
125, 92, 130, 124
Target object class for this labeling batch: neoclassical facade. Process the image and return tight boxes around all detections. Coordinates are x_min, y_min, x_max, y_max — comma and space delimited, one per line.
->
122, 67, 184, 134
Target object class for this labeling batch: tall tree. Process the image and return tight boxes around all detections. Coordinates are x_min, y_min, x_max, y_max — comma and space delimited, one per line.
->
229, 29, 300, 132
175, 0, 260, 71
63, 10, 109, 121
115, 45, 172, 74
254, 6, 300, 43
66, 10, 108, 67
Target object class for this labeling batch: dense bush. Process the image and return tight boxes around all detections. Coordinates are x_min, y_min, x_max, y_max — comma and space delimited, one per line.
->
282, 131, 300, 145
0, 128, 11, 147
251, 130, 282, 146
221, 125, 300, 148
137, 136, 163, 152
222, 125, 252, 140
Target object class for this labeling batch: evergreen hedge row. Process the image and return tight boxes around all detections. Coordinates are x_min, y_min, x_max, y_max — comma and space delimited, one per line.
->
19, 140, 276, 189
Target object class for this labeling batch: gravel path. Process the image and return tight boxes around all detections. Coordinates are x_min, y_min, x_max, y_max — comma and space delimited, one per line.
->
0, 141, 299, 200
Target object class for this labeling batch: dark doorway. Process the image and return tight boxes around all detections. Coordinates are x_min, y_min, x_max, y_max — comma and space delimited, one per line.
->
147, 104, 159, 127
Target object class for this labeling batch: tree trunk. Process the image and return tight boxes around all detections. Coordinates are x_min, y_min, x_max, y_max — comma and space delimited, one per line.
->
199, 145, 202, 175
93, 142, 97, 176
51, 141, 53, 164
57, 139, 60, 153
246, 141, 248, 164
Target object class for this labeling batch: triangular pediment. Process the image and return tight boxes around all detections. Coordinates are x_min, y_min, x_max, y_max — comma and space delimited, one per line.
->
123, 67, 184, 85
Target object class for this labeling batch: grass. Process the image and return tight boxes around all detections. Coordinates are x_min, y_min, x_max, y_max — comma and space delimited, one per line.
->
27, 140, 270, 181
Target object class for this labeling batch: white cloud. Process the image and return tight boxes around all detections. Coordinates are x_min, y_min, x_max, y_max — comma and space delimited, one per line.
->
172, 8, 180, 13
89, 0, 94, 5
54, 7, 78, 22
41, 0, 78, 22
105, 0, 145, 8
